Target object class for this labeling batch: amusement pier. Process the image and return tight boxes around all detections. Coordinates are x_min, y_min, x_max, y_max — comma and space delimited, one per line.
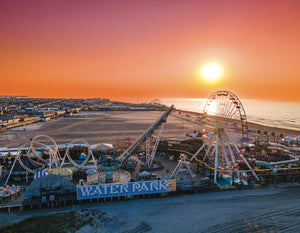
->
0, 91, 299, 213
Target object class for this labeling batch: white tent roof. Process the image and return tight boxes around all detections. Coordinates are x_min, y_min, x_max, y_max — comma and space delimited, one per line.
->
294, 135, 300, 141
284, 136, 292, 141
33, 170, 49, 179
86, 169, 97, 175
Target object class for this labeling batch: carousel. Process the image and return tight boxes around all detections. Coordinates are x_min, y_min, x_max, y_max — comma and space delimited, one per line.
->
0, 185, 21, 204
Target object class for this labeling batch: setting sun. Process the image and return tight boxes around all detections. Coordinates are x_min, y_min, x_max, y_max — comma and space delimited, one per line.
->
201, 62, 223, 83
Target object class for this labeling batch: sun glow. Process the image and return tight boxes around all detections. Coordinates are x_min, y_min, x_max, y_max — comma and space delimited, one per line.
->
206, 100, 217, 115
200, 62, 223, 83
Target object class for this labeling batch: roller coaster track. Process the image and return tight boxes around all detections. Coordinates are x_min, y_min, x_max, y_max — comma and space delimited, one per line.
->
117, 105, 174, 165
168, 148, 300, 174
4, 143, 40, 186
61, 139, 97, 169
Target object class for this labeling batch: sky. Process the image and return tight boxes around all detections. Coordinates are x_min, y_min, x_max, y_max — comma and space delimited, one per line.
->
0, 0, 300, 102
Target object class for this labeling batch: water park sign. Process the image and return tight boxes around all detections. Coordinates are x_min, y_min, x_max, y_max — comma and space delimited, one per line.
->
77, 180, 176, 200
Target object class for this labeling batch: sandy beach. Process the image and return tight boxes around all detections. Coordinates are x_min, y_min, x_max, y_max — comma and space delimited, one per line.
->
2, 0, 300, 232
1, 110, 300, 232
0, 185, 299, 232
0, 111, 187, 147
0, 111, 299, 148
176, 109, 300, 138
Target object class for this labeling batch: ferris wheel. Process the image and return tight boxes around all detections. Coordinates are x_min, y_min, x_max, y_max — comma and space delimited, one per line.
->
203, 90, 248, 144
191, 90, 259, 186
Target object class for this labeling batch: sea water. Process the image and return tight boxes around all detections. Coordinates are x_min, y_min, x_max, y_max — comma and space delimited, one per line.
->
161, 98, 300, 131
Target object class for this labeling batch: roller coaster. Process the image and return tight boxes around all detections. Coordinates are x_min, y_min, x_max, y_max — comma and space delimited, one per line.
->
2, 91, 299, 190
4, 136, 103, 185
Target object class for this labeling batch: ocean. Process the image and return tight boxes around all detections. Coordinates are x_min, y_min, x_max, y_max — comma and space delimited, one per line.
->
161, 98, 300, 131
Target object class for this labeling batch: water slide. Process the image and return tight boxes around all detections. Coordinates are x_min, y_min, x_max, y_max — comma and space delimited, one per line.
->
268, 142, 300, 152
255, 153, 299, 166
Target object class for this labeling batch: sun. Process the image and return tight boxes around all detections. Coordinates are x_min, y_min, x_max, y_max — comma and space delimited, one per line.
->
200, 62, 223, 83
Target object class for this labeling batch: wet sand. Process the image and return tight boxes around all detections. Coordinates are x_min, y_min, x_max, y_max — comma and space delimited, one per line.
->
0, 110, 299, 148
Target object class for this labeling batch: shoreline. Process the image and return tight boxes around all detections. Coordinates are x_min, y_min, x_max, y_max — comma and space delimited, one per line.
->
175, 109, 300, 137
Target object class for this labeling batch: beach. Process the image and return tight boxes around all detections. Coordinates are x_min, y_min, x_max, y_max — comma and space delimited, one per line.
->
1, 110, 300, 232
0, 185, 299, 232
0, 111, 299, 148
161, 98, 300, 131
1, 0, 300, 232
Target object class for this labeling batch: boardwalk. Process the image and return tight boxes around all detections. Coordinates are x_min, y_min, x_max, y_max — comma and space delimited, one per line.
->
1, 185, 299, 232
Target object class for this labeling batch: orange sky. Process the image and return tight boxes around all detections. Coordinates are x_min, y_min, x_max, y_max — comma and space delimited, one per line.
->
0, 0, 299, 102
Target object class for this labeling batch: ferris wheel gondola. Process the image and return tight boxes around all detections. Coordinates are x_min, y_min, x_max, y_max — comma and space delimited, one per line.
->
203, 90, 248, 145
190, 91, 259, 186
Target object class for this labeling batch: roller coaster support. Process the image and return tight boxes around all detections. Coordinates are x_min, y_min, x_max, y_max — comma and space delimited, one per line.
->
117, 105, 174, 165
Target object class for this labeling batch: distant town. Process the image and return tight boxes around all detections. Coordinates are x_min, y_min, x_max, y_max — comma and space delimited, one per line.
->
0, 96, 168, 132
